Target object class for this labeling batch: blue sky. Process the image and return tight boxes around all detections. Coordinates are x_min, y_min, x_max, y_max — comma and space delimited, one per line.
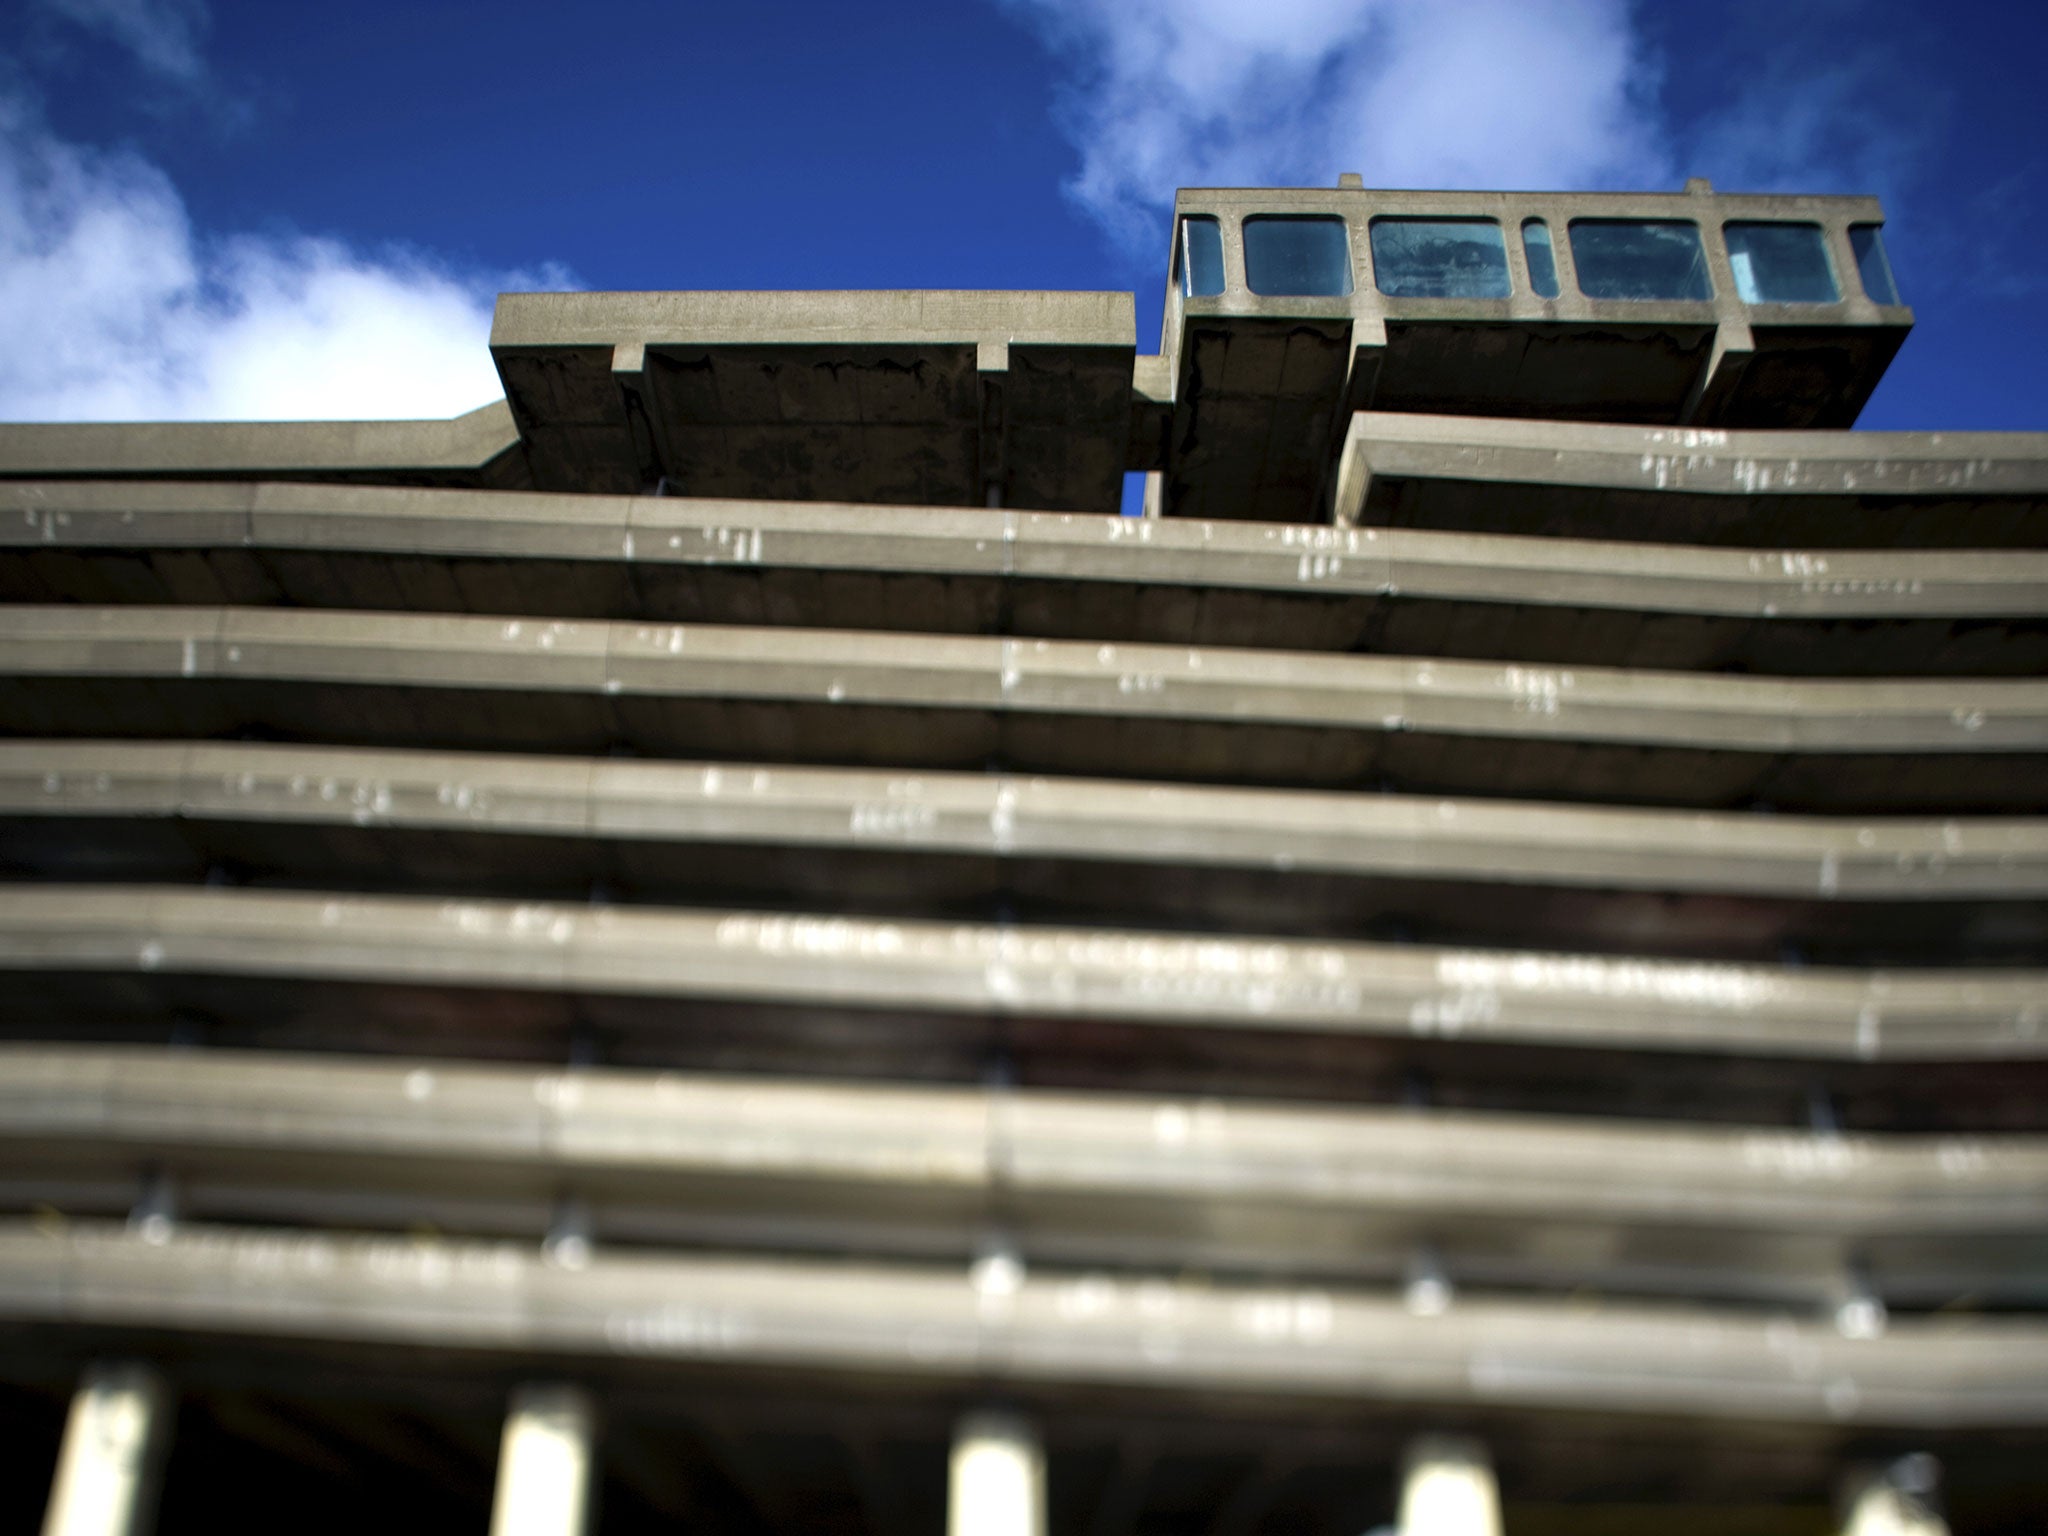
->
1, 0, 2042, 431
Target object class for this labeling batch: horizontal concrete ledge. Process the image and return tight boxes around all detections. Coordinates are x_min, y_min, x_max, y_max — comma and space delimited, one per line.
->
4, 739, 2045, 904
6, 1045, 2041, 1239
4, 1220, 2045, 1426
0, 403, 522, 480
0, 886, 2039, 1061
1345, 413, 2048, 500
490, 290, 1137, 351
5, 478, 2043, 623
1337, 413, 2048, 547
7, 606, 2044, 764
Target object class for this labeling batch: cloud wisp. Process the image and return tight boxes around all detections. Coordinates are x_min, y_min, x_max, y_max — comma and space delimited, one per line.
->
999, 0, 1671, 250
36, 0, 210, 84
0, 4, 571, 424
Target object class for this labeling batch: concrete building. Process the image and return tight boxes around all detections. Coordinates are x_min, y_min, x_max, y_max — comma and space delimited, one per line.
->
0, 179, 2043, 1533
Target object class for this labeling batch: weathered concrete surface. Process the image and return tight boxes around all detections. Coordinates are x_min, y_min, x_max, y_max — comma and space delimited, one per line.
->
0, 403, 528, 489
2, 1220, 2045, 1427
490, 290, 1136, 508
1161, 185, 1910, 520
6, 479, 2042, 674
4, 1045, 2045, 1309
5, 606, 2043, 811
1337, 413, 2048, 546
4, 742, 2046, 969
0, 886, 2039, 1066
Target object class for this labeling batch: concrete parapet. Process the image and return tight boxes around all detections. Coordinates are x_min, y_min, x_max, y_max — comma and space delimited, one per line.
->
4, 1043, 2045, 1310
1336, 412, 2048, 546
3, 1219, 2045, 1426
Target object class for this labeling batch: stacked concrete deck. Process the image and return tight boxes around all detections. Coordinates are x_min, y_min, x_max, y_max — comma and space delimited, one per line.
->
0, 184, 2042, 1536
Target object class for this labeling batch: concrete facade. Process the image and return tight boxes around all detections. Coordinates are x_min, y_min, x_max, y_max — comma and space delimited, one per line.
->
0, 180, 2040, 1533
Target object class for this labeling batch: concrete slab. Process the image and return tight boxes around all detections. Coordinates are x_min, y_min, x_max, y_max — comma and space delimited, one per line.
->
3, 1220, 2045, 1426
6, 480, 2041, 675
3, 1044, 2045, 1310
1336, 413, 2048, 546
0, 885, 2039, 1070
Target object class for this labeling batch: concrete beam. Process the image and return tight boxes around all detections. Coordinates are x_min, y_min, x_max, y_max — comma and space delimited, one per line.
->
5, 741, 2045, 911
1398, 1436, 1501, 1536
5, 606, 2043, 789
40, 1362, 171, 1536
489, 1384, 597, 1536
0, 885, 2039, 1063
949, 1411, 1045, 1536
1334, 412, 2048, 547
5, 479, 2041, 675
0, 405, 527, 488
5, 1219, 2047, 1427
6, 1045, 2045, 1309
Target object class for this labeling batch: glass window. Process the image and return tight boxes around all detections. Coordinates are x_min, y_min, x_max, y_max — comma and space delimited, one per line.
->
1723, 221, 1838, 303
1568, 219, 1713, 301
1522, 219, 1559, 299
1177, 215, 1225, 298
1242, 215, 1353, 296
1850, 224, 1902, 305
1369, 218, 1510, 298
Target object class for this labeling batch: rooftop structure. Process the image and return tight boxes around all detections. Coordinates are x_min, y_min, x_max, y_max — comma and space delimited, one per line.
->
0, 180, 2044, 1536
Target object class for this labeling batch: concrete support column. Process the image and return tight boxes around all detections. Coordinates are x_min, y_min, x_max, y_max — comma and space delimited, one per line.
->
40, 1362, 172, 1536
948, 1410, 1045, 1536
1398, 1435, 1502, 1536
1840, 1456, 1947, 1536
489, 1384, 598, 1536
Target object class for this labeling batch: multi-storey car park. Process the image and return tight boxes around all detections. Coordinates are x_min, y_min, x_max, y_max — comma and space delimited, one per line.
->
0, 178, 2044, 1535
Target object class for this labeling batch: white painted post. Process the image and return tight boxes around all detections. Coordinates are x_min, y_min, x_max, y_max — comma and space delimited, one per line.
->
1398, 1435, 1502, 1536
1841, 1457, 1948, 1536
40, 1362, 172, 1536
948, 1409, 1045, 1536
489, 1384, 598, 1536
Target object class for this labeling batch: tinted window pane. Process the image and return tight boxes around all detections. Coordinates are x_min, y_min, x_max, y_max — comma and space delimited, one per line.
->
1179, 216, 1225, 298
1243, 216, 1353, 296
1568, 219, 1712, 300
1369, 218, 1509, 299
1522, 219, 1559, 298
1724, 221, 1838, 303
1850, 224, 1902, 305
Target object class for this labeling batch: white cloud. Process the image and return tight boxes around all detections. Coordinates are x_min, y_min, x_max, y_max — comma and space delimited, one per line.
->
37, 0, 209, 84
1002, 0, 1671, 249
0, 94, 570, 423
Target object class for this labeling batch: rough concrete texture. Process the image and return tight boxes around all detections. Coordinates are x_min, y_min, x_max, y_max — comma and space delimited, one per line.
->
4, 1220, 2046, 1426
1337, 412, 2048, 545
4, 1044, 2045, 1310
4, 479, 2042, 675
490, 290, 1136, 508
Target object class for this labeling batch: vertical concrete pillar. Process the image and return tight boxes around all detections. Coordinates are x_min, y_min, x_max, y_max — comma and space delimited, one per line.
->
1398, 1435, 1502, 1536
40, 1362, 172, 1536
948, 1409, 1045, 1536
1840, 1456, 1947, 1536
489, 1384, 598, 1536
